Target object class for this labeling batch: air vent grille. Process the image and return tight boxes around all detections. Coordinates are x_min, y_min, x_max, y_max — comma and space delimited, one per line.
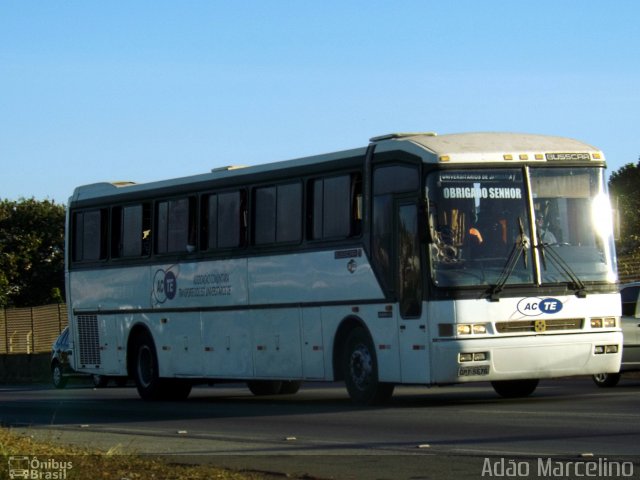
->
76, 315, 101, 366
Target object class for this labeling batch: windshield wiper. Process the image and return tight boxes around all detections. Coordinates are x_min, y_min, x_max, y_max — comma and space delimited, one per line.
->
536, 242, 587, 298
490, 217, 530, 301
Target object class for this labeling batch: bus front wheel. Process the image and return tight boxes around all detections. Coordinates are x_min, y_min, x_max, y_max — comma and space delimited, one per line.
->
592, 372, 621, 388
343, 327, 394, 405
491, 379, 539, 398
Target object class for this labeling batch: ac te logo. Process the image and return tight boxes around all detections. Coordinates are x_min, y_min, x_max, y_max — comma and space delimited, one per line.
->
517, 297, 564, 317
152, 268, 178, 304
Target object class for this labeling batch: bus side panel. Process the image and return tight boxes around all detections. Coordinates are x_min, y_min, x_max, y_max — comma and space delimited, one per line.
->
301, 307, 325, 379
69, 267, 149, 373
150, 259, 248, 309
362, 304, 401, 383
202, 310, 253, 378
99, 314, 125, 375
252, 308, 303, 378
70, 266, 151, 311
248, 250, 384, 305
154, 312, 203, 377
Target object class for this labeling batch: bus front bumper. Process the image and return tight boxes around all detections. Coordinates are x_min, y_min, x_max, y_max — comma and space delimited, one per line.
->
431, 331, 623, 384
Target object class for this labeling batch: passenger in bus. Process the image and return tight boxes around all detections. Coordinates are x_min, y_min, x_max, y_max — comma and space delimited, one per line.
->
466, 210, 509, 259
536, 214, 557, 245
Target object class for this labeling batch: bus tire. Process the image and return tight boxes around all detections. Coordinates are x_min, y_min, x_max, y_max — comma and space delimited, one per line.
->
161, 379, 193, 400
491, 379, 539, 398
279, 380, 302, 395
343, 327, 394, 405
132, 331, 166, 401
592, 372, 621, 388
247, 380, 283, 396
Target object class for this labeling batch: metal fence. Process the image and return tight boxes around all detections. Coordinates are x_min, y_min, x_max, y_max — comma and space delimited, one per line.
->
618, 255, 640, 284
0, 304, 68, 354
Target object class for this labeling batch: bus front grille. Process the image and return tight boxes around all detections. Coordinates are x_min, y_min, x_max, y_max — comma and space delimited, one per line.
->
76, 315, 101, 366
496, 318, 584, 333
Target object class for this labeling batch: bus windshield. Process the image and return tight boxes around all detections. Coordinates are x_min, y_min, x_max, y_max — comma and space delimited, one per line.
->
529, 167, 617, 284
426, 167, 617, 288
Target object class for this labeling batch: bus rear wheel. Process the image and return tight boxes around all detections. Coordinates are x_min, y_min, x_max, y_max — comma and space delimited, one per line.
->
279, 380, 302, 394
247, 380, 283, 396
343, 327, 394, 405
133, 331, 191, 401
491, 379, 539, 398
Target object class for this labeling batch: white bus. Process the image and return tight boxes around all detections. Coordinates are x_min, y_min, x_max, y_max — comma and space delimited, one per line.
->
65, 132, 622, 404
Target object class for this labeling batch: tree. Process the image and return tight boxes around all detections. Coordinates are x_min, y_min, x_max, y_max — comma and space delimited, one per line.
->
0, 199, 65, 307
608, 158, 640, 254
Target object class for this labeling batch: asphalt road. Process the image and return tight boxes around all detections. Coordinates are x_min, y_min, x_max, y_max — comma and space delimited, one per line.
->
2, 377, 640, 479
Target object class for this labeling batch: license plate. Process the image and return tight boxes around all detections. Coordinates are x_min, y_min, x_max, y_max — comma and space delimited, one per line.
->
458, 365, 490, 376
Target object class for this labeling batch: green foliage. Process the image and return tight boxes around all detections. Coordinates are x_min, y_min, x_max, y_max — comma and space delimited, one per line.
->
0, 198, 66, 307
608, 159, 640, 254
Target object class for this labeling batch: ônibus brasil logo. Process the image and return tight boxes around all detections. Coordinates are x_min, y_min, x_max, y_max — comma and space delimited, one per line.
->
153, 268, 177, 304
517, 297, 563, 316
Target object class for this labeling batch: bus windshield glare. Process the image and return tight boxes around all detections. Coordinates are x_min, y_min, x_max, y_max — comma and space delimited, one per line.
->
426, 167, 617, 288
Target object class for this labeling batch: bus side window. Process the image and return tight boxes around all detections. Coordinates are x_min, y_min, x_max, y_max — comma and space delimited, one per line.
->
253, 182, 302, 245
308, 172, 362, 240
72, 209, 108, 262
202, 190, 246, 250
254, 186, 276, 244
156, 197, 196, 254
122, 205, 143, 257
112, 203, 151, 258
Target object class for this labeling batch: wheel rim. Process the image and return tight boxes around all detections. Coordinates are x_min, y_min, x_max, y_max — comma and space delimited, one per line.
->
593, 373, 608, 383
53, 366, 62, 386
137, 345, 154, 388
349, 343, 373, 391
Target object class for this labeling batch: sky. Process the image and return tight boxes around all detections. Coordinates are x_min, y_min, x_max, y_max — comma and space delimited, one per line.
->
1, 1, 639, 205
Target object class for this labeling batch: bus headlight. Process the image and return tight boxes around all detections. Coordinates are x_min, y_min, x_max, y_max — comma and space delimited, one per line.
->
439, 323, 489, 337
473, 352, 488, 361
459, 353, 473, 362
473, 324, 487, 334
595, 344, 619, 354
591, 317, 617, 329
459, 351, 489, 363
457, 325, 472, 335
456, 323, 488, 335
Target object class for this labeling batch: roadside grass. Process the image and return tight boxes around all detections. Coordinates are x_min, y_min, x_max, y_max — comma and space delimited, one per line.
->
0, 427, 270, 480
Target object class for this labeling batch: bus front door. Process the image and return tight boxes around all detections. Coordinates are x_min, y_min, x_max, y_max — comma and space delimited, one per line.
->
396, 201, 430, 384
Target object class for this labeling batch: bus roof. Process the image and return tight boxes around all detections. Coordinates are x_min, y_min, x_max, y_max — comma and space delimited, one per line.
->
371, 131, 605, 164
70, 132, 605, 204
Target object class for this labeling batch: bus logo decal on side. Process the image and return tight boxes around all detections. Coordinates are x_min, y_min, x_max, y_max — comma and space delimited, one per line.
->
153, 268, 178, 304
517, 297, 563, 316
